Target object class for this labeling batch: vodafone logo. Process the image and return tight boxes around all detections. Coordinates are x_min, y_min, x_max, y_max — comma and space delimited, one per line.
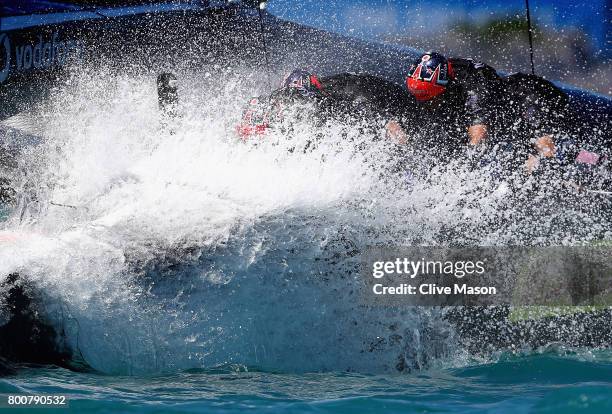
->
421, 54, 431, 62
0, 33, 10, 83
14, 33, 83, 72
0, 31, 84, 84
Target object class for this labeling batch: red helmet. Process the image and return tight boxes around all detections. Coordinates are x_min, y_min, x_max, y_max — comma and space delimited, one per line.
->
406, 52, 454, 102
282, 69, 323, 97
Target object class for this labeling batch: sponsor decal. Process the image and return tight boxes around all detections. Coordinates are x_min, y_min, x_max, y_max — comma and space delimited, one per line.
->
0, 31, 84, 84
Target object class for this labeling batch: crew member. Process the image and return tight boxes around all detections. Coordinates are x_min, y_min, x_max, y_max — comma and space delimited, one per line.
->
391, 51, 572, 172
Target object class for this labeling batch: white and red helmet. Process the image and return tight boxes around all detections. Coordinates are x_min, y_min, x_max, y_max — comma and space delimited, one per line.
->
406, 52, 454, 102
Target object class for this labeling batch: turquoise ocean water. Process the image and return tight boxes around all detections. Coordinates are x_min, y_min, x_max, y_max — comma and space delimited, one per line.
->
2, 352, 611, 413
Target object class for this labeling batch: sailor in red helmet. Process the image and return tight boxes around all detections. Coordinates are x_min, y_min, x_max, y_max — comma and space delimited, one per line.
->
391, 51, 604, 183
281, 68, 324, 97
387, 52, 502, 157
237, 69, 326, 140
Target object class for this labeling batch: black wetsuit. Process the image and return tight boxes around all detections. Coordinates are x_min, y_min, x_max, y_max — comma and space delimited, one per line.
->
320, 73, 414, 121
240, 73, 413, 146
273, 73, 413, 127
497, 73, 612, 190
497, 74, 572, 152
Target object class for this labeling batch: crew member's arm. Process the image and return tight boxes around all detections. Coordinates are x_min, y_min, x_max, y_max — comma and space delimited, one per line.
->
525, 134, 556, 174
386, 120, 408, 145
468, 123, 488, 146
465, 84, 491, 146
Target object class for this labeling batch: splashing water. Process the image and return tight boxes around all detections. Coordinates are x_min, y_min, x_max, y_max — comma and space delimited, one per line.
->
0, 68, 610, 375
